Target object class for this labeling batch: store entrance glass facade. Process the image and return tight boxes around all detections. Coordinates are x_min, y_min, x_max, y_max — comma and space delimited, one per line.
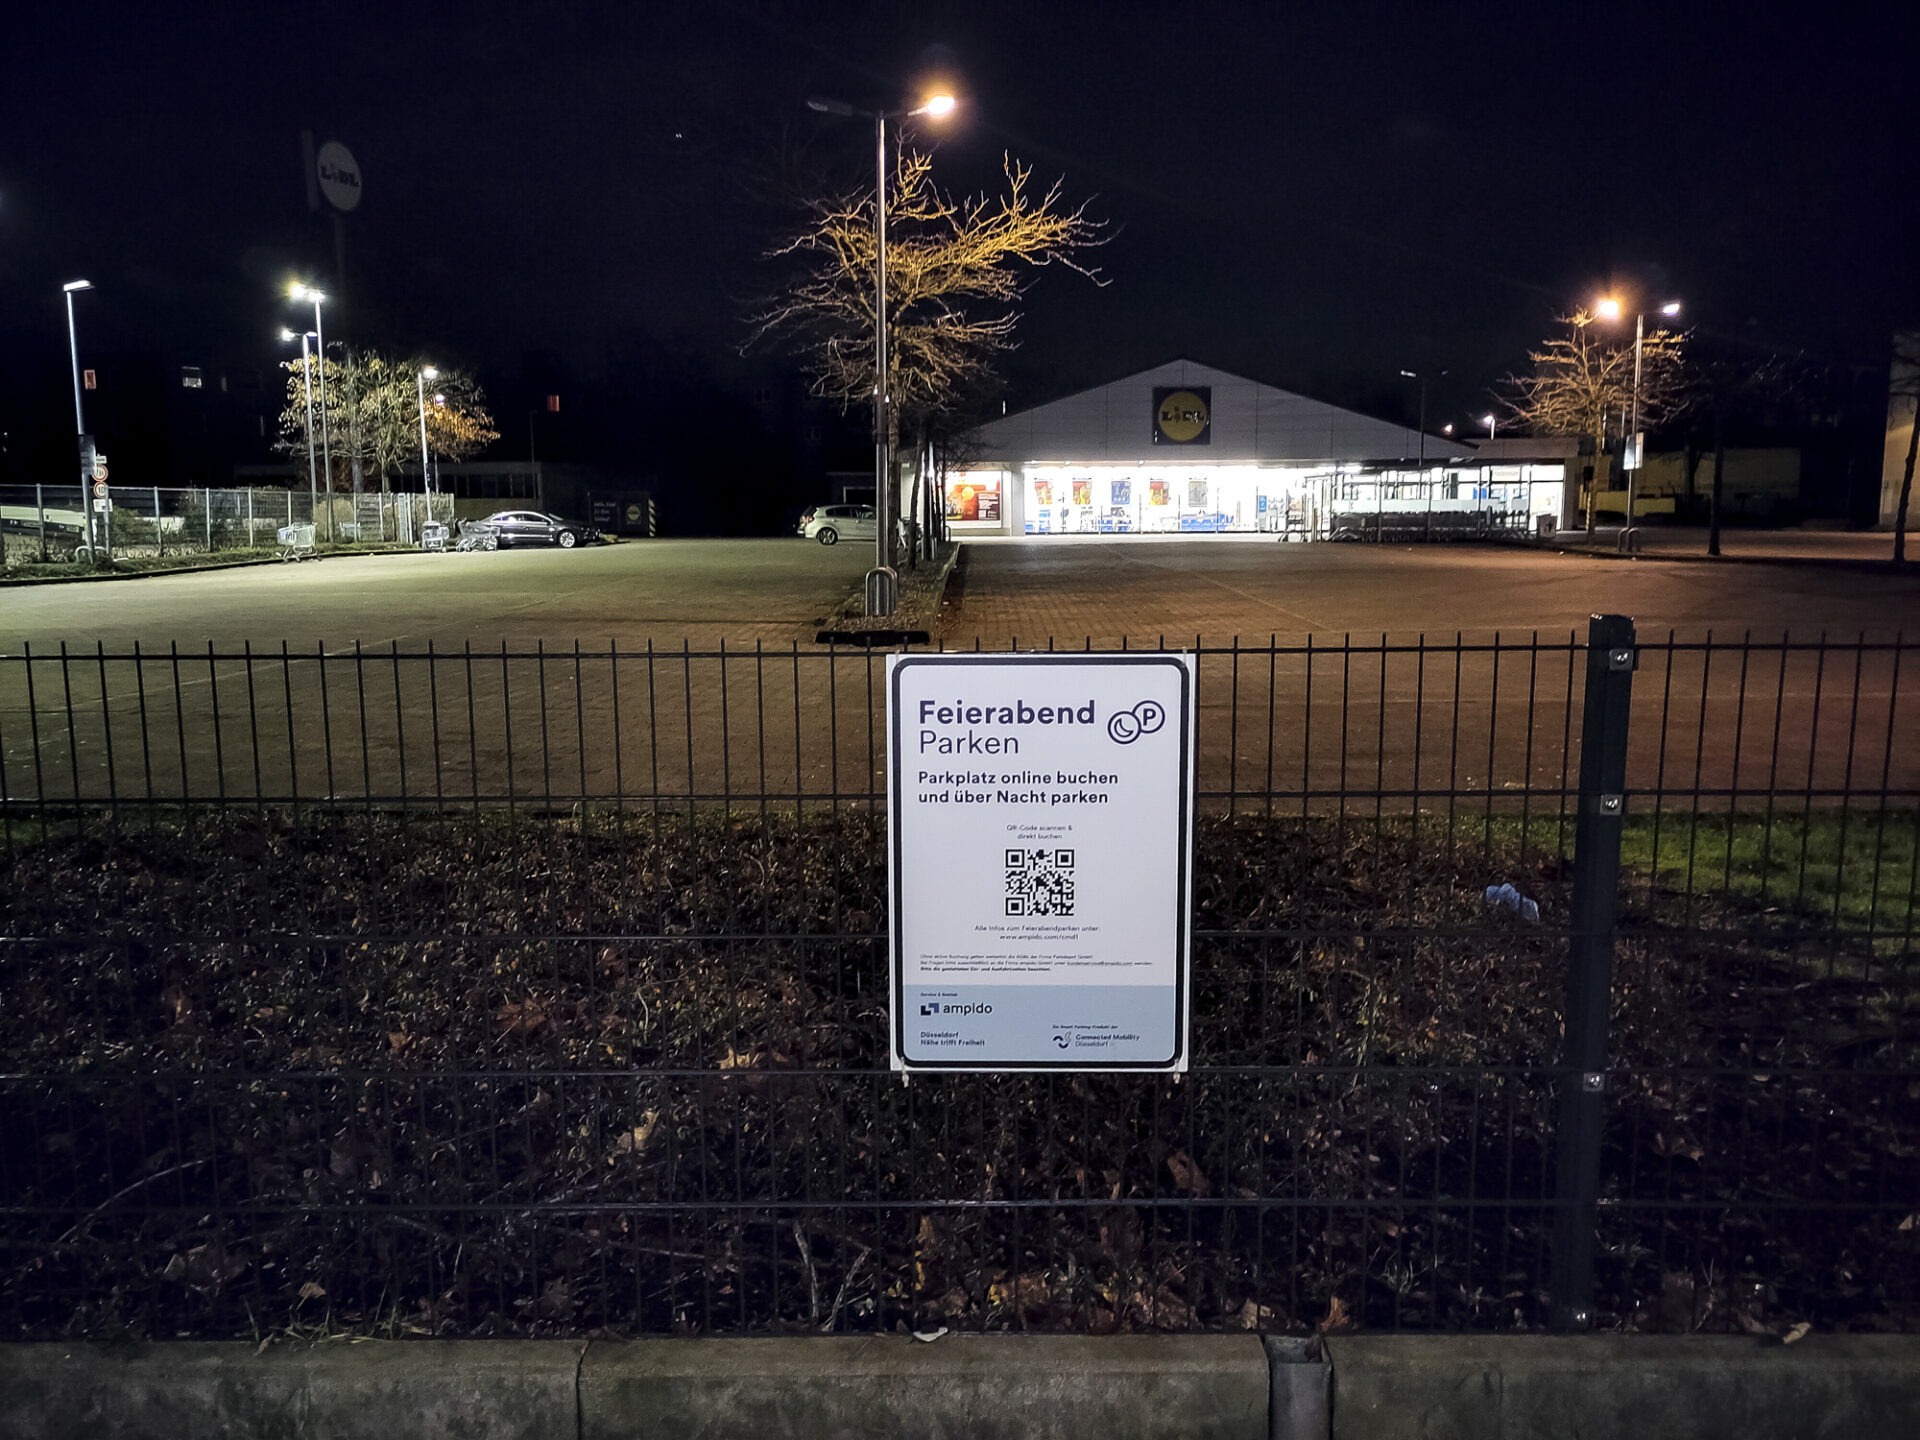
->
944, 463, 1567, 540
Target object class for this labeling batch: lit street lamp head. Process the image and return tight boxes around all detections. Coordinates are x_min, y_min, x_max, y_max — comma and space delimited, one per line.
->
1595, 297, 1622, 320
421, 366, 439, 380
289, 283, 326, 303
62, 279, 93, 293
914, 93, 957, 118
805, 95, 856, 117
1660, 301, 1682, 317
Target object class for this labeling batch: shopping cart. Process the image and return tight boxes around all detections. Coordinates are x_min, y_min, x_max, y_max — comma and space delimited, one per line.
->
277, 523, 317, 562
421, 520, 450, 552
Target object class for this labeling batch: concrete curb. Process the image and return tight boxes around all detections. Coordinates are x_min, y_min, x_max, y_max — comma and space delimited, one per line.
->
1, 1333, 1915, 1439
1322, 1334, 1920, 1440
817, 538, 966, 640
0, 1339, 586, 1440
0, 1335, 1267, 1440
582, 1334, 1268, 1439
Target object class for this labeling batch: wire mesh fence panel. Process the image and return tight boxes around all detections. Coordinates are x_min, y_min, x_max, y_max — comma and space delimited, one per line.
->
1, 628, 1914, 1339
0, 485, 458, 565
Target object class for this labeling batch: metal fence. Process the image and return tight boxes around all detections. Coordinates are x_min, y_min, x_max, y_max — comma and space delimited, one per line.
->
1, 624, 1914, 1340
0, 484, 456, 565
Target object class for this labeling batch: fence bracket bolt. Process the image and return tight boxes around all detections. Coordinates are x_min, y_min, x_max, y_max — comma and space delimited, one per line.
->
1597, 793, 1623, 816
1608, 647, 1636, 671
1581, 1072, 1606, 1093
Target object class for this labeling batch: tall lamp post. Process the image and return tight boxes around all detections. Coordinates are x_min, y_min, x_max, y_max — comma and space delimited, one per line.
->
1596, 296, 1681, 546
1398, 367, 1449, 468
280, 328, 321, 533
63, 280, 96, 558
417, 365, 439, 539
805, 89, 957, 617
289, 285, 333, 539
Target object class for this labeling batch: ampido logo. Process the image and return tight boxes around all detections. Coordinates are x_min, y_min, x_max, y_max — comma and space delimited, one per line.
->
921, 1002, 993, 1016
1107, 698, 1167, 745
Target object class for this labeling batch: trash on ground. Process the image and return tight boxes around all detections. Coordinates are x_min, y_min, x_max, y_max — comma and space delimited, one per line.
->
1484, 882, 1541, 922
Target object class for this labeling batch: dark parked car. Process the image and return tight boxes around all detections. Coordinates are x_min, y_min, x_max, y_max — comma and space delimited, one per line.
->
481, 510, 601, 549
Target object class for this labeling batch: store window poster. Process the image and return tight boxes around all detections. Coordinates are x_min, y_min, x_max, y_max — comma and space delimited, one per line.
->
948, 477, 999, 522
1187, 479, 1208, 507
946, 481, 980, 521
1033, 480, 1053, 506
1149, 480, 1170, 507
1112, 479, 1132, 505
1072, 479, 1092, 506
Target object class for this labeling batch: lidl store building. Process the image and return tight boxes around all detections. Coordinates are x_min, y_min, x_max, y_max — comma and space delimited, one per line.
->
946, 360, 1573, 540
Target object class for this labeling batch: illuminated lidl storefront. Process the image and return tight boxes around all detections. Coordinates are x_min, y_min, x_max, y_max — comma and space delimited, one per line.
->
948, 360, 1572, 540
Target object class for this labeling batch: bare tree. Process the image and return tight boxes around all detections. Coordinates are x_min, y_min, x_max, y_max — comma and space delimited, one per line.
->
1679, 349, 1803, 556
746, 148, 1102, 556
1501, 310, 1687, 531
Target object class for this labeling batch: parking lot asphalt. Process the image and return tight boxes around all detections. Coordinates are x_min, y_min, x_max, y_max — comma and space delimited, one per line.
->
3, 535, 1916, 807
943, 537, 1920, 645
0, 539, 871, 653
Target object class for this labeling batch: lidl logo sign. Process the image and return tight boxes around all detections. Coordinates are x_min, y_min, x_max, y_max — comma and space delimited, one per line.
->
1152, 387, 1211, 445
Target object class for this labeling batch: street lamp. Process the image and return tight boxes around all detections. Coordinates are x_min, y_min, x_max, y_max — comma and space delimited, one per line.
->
1398, 368, 1447, 467
1595, 295, 1681, 543
416, 366, 440, 540
289, 284, 334, 538
280, 328, 321, 534
805, 88, 958, 616
1481, 413, 1498, 440
63, 280, 100, 558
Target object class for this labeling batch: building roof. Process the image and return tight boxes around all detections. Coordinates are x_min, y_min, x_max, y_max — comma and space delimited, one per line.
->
969, 358, 1473, 465
1467, 435, 1581, 461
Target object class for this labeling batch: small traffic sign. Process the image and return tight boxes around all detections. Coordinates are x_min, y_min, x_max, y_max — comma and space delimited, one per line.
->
93, 497, 110, 512
92, 480, 108, 498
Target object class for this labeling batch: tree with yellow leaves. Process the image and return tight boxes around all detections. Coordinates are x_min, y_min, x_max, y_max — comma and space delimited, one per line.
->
747, 148, 1103, 559
1502, 310, 1688, 442
277, 352, 497, 492
1500, 310, 1688, 531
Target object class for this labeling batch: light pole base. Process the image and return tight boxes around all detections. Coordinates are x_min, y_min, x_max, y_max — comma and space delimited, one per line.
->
864, 566, 899, 618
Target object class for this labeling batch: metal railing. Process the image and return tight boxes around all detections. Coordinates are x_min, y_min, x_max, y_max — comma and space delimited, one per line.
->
0, 485, 457, 565
0, 624, 1914, 1339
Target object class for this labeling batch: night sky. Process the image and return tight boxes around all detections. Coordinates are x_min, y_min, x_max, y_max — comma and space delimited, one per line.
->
3, 0, 1912, 505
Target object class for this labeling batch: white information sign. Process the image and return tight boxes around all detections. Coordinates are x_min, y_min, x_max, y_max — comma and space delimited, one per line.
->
887, 653, 1195, 1072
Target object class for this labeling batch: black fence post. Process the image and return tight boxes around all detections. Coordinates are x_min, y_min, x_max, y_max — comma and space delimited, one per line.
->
1550, 612, 1635, 1329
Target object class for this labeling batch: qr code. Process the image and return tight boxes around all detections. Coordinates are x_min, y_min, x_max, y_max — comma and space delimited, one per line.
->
1004, 847, 1075, 916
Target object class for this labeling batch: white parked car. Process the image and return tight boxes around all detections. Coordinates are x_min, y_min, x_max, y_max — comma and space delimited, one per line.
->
798, 504, 877, 545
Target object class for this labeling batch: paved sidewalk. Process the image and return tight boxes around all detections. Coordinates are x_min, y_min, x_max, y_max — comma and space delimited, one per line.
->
1550, 524, 1904, 566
